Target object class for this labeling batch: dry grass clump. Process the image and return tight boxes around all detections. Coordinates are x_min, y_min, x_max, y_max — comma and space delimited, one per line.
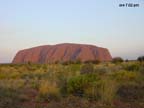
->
38, 81, 60, 102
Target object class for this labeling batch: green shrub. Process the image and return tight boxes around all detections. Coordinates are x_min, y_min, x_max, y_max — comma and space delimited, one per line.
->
112, 57, 124, 64
94, 66, 110, 74
67, 75, 86, 96
10, 72, 20, 79
111, 70, 138, 82
80, 64, 94, 74
67, 74, 99, 96
137, 56, 144, 62
125, 59, 129, 62
0, 73, 7, 79
67, 75, 118, 105
123, 63, 140, 71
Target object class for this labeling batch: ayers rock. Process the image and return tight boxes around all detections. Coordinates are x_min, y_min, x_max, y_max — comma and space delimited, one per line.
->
12, 43, 112, 64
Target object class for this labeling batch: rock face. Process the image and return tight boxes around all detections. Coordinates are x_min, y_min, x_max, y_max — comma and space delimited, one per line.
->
12, 43, 112, 64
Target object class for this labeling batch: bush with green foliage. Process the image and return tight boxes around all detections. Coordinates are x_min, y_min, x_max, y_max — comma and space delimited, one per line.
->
112, 57, 124, 64
80, 63, 94, 74
123, 63, 140, 71
137, 56, 144, 62
67, 74, 99, 96
94, 66, 110, 74
67, 74, 118, 105
111, 70, 138, 82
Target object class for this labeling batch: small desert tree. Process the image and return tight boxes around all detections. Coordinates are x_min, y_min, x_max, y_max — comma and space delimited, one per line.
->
137, 56, 144, 62
112, 57, 124, 64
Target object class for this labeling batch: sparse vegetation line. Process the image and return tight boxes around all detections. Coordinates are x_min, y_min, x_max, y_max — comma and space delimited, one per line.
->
0, 60, 143, 108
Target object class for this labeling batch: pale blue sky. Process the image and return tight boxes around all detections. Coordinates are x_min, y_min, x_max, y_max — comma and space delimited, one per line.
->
0, 0, 144, 63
